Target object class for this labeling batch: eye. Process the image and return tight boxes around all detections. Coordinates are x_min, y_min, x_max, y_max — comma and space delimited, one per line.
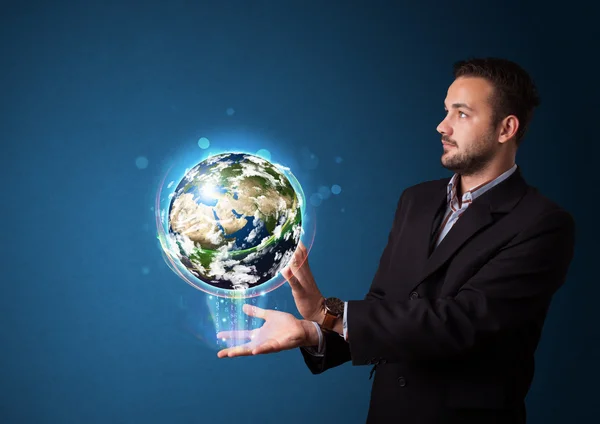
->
443, 109, 467, 118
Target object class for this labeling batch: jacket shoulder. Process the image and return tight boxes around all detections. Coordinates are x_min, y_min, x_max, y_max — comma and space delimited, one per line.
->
521, 186, 575, 226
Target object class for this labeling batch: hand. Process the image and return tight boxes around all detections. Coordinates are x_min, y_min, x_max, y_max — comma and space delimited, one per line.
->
281, 241, 325, 324
216, 304, 319, 358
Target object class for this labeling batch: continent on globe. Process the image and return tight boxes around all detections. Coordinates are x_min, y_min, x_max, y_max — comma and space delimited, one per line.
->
167, 152, 302, 291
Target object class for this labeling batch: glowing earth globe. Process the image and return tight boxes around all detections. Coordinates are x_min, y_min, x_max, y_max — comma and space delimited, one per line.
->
167, 152, 302, 291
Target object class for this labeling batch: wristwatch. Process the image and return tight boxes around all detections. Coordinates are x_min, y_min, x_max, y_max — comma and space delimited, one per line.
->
321, 297, 344, 331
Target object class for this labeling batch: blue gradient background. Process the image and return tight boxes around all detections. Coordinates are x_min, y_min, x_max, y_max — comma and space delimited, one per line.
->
1, 1, 595, 423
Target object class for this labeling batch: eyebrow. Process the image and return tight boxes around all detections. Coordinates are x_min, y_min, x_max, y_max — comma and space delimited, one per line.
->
444, 102, 474, 111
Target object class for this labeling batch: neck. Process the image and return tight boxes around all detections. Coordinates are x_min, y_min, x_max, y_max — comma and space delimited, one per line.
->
458, 159, 515, 196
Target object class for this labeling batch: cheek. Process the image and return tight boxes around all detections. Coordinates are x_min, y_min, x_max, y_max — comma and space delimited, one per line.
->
458, 125, 483, 146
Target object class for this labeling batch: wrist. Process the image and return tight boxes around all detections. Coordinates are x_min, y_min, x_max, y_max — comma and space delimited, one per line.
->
311, 297, 326, 325
300, 320, 320, 347
332, 316, 344, 337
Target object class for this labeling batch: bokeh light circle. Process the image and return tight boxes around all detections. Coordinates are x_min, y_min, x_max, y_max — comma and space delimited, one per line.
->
135, 156, 149, 169
318, 185, 332, 199
310, 193, 323, 207
197, 137, 210, 149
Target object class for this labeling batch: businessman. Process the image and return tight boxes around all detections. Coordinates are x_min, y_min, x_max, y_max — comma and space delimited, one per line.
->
216, 57, 576, 424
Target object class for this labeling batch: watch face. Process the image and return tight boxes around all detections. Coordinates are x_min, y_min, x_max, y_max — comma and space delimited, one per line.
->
324, 297, 344, 316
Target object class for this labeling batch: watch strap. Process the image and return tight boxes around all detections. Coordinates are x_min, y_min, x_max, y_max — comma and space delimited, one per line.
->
321, 310, 338, 331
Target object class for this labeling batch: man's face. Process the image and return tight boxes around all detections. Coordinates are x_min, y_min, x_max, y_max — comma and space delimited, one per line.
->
436, 76, 500, 176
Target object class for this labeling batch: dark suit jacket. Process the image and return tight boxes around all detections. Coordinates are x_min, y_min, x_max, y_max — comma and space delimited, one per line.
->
301, 167, 575, 424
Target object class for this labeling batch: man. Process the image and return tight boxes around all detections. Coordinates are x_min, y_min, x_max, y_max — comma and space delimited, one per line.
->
216, 57, 576, 424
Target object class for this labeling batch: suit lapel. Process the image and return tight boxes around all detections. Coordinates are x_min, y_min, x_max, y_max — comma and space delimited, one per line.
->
404, 180, 448, 285
413, 166, 528, 286
420, 201, 494, 283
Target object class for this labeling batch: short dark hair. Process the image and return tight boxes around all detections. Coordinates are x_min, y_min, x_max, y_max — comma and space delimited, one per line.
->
453, 57, 541, 146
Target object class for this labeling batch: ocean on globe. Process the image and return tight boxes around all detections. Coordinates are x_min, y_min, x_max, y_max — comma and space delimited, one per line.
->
166, 152, 303, 291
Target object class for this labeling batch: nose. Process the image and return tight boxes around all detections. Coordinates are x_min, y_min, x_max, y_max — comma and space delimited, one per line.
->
437, 118, 452, 136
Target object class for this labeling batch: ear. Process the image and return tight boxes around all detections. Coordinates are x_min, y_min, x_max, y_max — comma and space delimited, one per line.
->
498, 115, 519, 144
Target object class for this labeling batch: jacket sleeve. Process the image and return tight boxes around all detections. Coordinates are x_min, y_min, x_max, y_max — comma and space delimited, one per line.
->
346, 208, 576, 365
300, 191, 407, 374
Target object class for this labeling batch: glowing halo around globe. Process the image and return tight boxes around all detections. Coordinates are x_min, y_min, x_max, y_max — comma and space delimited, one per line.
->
155, 151, 316, 299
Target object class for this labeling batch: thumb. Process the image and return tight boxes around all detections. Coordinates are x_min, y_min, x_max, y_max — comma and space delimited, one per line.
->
281, 266, 302, 291
242, 304, 268, 319
281, 266, 292, 279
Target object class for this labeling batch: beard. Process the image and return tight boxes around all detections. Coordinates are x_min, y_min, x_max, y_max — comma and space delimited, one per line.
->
441, 130, 497, 176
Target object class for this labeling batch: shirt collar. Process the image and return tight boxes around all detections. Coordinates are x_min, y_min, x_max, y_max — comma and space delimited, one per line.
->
446, 164, 518, 206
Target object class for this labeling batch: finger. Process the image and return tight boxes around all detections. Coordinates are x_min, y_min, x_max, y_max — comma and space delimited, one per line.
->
294, 249, 302, 265
284, 254, 298, 271
282, 254, 296, 271
295, 244, 307, 264
282, 269, 303, 291
281, 266, 292, 280
242, 304, 268, 319
293, 249, 309, 270
288, 250, 307, 274
298, 240, 307, 255
217, 343, 254, 358
283, 263, 313, 295
217, 330, 254, 340
282, 260, 303, 281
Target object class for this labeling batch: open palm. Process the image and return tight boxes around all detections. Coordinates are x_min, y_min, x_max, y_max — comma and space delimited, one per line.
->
216, 304, 309, 358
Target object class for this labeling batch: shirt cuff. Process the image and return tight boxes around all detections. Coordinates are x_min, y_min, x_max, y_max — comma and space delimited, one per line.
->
313, 321, 324, 353
302, 321, 325, 356
343, 301, 348, 341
